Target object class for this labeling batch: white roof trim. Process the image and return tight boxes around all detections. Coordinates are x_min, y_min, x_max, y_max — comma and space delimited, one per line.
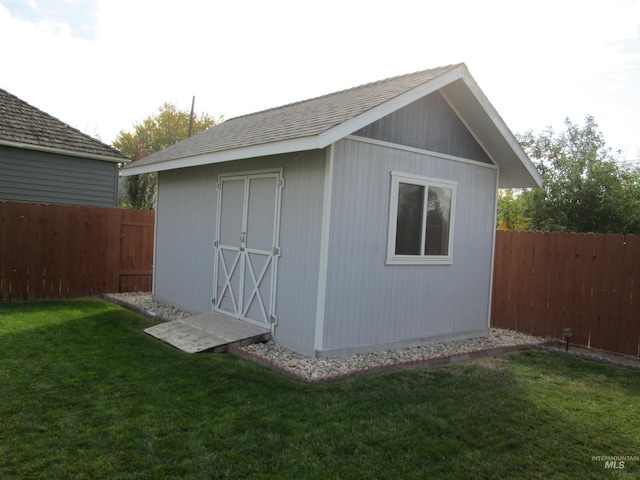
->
121, 135, 321, 176
455, 75, 542, 187
0, 138, 127, 164
317, 66, 466, 148
123, 67, 468, 177
122, 64, 541, 188
345, 134, 499, 171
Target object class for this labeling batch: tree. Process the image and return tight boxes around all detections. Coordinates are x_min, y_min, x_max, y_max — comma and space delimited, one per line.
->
497, 189, 530, 230
114, 102, 222, 209
504, 116, 640, 234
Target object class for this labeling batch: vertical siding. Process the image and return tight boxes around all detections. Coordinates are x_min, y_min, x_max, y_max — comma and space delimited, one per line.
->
154, 166, 217, 313
153, 151, 326, 352
353, 91, 492, 164
273, 150, 325, 351
321, 138, 497, 354
0, 145, 119, 207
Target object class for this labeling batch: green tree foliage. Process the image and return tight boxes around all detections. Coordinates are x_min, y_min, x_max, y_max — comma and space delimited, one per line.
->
114, 102, 222, 209
497, 189, 530, 230
500, 116, 640, 234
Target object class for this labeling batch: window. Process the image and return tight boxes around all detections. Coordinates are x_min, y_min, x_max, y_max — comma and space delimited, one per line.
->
387, 172, 456, 264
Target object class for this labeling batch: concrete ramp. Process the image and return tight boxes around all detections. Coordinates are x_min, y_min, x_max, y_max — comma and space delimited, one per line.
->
144, 313, 270, 353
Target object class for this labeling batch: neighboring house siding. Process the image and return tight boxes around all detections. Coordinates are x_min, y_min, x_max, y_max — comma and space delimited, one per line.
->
153, 151, 326, 352
320, 138, 498, 355
0, 145, 119, 207
353, 91, 492, 164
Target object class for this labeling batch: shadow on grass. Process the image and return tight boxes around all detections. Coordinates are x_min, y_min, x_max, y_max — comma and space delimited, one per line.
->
1, 299, 639, 479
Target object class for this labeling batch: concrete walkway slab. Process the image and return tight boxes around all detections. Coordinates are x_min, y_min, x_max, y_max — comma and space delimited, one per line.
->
144, 313, 270, 353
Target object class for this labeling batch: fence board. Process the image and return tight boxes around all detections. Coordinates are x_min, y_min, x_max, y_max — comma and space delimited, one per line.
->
547, 232, 564, 339
531, 232, 547, 338
119, 209, 154, 292
621, 235, 640, 356
492, 230, 640, 357
0, 201, 154, 300
597, 235, 624, 353
588, 234, 605, 349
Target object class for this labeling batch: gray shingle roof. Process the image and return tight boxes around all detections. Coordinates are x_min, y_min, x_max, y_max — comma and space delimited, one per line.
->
129, 64, 464, 169
0, 88, 127, 161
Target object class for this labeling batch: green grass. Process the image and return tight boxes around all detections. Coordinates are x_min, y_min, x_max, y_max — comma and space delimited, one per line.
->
1, 299, 639, 479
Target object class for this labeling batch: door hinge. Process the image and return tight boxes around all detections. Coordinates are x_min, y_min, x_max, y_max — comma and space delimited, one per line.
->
278, 178, 285, 188
270, 315, 278, 325
211, 297, 216, 305
273, 246, 281, 256
216, 182, 221, 191
214, 240, 218, 248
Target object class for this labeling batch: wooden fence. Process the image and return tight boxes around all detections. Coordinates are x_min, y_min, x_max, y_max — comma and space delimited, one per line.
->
0, 201, 154, 300
492, 230, 640, 357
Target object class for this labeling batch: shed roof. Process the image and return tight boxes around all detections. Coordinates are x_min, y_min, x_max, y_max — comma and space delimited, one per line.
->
123, 64, 541, 188
0, 88, 127, 163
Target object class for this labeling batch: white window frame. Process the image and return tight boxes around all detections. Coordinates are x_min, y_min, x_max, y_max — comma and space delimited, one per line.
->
387, 171, 457, 265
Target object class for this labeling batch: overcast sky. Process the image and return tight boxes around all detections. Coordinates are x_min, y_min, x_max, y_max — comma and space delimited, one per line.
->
1, 0, 639, 160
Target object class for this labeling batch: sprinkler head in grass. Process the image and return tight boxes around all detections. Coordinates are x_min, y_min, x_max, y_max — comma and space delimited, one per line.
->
563, 328, 573, 351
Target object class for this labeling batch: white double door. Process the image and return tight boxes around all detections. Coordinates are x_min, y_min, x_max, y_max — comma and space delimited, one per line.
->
214, 170, 283, 328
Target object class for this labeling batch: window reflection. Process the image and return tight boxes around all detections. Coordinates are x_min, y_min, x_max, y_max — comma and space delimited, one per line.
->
395, 183, 424, 255
425, 186, 451, 255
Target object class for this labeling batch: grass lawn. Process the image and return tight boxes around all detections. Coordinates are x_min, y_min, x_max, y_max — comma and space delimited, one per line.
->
1, 299, 639, 479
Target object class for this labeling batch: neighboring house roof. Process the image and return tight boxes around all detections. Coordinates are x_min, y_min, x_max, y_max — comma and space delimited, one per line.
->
122, 63, 542, 188
0, 88, 127, 163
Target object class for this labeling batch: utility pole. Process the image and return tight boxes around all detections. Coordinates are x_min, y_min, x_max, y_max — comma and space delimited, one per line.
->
188, 95, 195, 137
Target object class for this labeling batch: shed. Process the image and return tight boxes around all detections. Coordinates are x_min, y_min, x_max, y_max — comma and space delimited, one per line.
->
122, 63, 542, 357
0, 88, 127, 207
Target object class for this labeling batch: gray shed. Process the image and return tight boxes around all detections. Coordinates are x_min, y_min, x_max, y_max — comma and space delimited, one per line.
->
0, 88, 127, 207
123, 63, 541, 357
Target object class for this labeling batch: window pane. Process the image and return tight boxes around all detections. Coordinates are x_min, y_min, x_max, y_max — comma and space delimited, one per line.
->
395, 182, 424, 255
425, 186, 452, 255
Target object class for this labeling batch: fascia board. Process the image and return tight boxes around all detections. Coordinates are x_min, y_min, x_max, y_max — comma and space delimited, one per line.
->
121, 135, 322, 176
316, 65, 467, 148
0, 138, 127, 163
460, 75, 542, 187
440, 75, 542, 188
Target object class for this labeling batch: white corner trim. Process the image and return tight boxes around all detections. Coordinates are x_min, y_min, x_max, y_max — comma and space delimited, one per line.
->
314, 144, 335, 351
487, 169, 500, 329
151, 201, 159, 298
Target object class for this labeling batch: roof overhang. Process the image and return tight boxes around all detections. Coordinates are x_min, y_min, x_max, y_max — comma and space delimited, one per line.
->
0, 138, 128, 164
121, 135, 322, 176
122, 65, 542, 189
440, 75, 542, 188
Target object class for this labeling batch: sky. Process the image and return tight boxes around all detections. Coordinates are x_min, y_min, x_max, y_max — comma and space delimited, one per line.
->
1, 0, 639, 161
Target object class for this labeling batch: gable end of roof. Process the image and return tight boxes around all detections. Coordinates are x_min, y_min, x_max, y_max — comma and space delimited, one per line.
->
121, 63, 541, 188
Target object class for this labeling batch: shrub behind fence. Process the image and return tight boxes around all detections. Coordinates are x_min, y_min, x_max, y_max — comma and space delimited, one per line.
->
0, 201, 154, 300
492, 230, 640, 357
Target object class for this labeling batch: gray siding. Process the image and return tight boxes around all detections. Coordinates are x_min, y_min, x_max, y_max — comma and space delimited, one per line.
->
320, 138, 498, 355
353, 91, 492, 164
275, 150, 326, 352
153, 150, 326, 352
0, 145, 119, 207
154, 165, 218, 313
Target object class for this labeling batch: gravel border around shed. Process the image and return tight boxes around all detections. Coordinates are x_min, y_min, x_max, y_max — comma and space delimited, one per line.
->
104, 292, 559, 382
